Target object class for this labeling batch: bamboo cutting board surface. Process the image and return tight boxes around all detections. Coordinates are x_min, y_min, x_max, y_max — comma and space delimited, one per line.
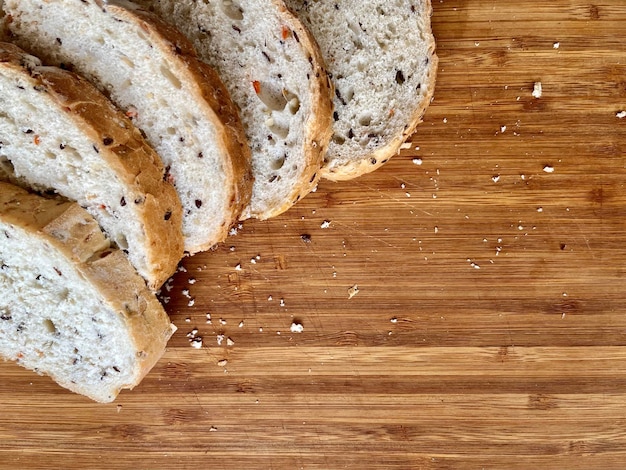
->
2, 1, 626, 468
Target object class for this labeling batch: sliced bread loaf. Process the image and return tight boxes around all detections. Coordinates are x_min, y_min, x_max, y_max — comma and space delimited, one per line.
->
284, 0, 438, 180
4, 0, 253, 252
0, 42, 183, 290
0, 182, 176, 403
132, 0, 333, 219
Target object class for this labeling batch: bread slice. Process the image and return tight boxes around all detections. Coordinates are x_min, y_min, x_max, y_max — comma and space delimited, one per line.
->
0, 182, 176, 403
284, 0, 438, 180
131, 0, 333, 219
0, 42, 183, 290
4, 0, 253, 252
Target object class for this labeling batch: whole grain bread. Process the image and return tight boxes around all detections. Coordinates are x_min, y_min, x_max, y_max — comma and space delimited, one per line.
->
0, 182, 176, 403
0, 42, 183, 290
285, 0, 438, 180
133, 0, 333, 219
5, 0, 253, 253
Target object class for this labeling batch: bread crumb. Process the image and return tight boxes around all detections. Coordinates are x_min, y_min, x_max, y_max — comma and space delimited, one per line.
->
238, 321, 244, 328
220, 318, 227, 325
290, 322, 304, 333
185, 317, 191, 323
190, 338, 202, 349
320, 220, 331, 229
206, 313, 212, 324
400, 142, 412, 149
187, 299, 195, 307
234, 263, 242, 271
268, 295, 273, 301
500, 125, 506, 133
616, 111, 626, 119
226, 337, 235, 346
348, 285, 359, 299
188, 277, 197, 285
117, 405, 122, 413
279, 298, 285, 307
492, 175, 500, 183
390, 317, 398, 323
217, 359, 227, 367
412, 158, 423, 166
553, 42, 560, 49
543, 165, 554, 173
532, 82, 542, 98
209, 426, 218, 432
217, 334, 225, 345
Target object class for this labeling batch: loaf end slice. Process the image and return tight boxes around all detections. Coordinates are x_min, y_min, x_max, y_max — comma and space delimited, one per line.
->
0, 42, 183, 289
0, 182, 176, 403
285, 0, 438, 181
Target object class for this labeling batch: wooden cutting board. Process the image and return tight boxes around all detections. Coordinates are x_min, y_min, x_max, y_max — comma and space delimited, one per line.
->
2, 1, 626, 468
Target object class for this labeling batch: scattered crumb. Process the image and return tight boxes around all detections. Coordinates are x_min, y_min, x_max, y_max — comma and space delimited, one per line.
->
229, 227, 238, 236
229, 246, 236, 251
226, 337, 235, 346
185, 317, 191, 323
492, 175, 501, 183
220, 318, 227, 325
543, 165, 554, 173
206, 313, 212, 324
474, 41, 480, 46
400, 142, 412, 149
434, 226, 439, 234
187, 299, 195, 307
234, 263, 242, 271
412, 158, 423, 166
390, 317, 398, 323
209, 426, 218, 432
500, 125, 506, 133
617, 111, 626, 119
182, 289, 191, 299
348, 285, 360, 299
250, 258, 257, 264
553, 42, 560, 49
217, 334, 225, 346
290, 322, 304, 333
532, 82, 542, 99
117, 405, 122, 413
190, 338, 202, 349
537, 207, 543, 213
320, 220, 331, 229
217, 359, 228, 367
238, 321, 244, 328
279, 298, 285, 307
301, 233, 312, 243
443, 117, 448, 123
268, 295, 273, 301
188, 278, 197, 285
177, 265, 187, 273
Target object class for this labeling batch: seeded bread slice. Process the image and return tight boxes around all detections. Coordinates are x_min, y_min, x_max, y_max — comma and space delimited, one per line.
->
0, 42, 183, 290
284, 0, 438, 180
0, 182, 176, 403
133, 0, 333, 219
5, 0, 253, 252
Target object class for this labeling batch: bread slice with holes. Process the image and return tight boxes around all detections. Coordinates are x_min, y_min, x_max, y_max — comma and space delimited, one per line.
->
0, 182, 176, 403
284, 0, 438, 180
132, 0, 333, 219
5, 0, 253, 252
0, 42, 183, 290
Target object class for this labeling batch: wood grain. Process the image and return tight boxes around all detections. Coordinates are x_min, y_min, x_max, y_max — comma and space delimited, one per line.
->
2, 1, 626, 468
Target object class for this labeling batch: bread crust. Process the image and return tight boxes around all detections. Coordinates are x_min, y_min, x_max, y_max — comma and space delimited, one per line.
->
0, 182, 175, 403
0, 42, 184, 289
107, 2, 254, 249
303, 0, 438, 182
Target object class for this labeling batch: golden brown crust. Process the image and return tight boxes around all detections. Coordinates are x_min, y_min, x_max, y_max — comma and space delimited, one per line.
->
0, 182, 174, 402
0, 41, 184, 288
108, 3, 254, 250
317, 0, 438, 182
